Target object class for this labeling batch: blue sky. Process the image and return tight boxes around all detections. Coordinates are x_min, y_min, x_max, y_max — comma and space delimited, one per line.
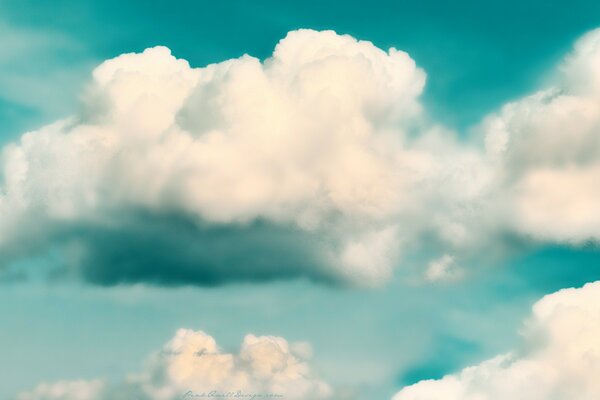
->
2, 1, 600, 399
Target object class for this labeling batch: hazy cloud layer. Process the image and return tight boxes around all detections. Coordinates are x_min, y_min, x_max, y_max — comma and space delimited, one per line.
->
1, 28, 600, 286
393, 280, 600, 400
16, 329, 334, 400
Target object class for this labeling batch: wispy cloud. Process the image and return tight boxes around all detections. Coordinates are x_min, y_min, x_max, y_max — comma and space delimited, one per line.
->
0, 22, 95, 138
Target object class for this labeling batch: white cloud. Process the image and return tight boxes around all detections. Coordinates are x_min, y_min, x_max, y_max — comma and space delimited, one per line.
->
0, 29, 485, 285
393, 280, 600, 400
512, 165, 600, 243
16, 329, 333, 400
1, 27, 600, 286
482, 28, 600, 244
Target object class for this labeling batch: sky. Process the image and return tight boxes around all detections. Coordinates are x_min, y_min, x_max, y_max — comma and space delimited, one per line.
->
1, 1, 600, 399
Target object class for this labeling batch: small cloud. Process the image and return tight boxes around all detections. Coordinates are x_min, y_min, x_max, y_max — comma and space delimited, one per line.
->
16, 329, 333, 400
424, 255, 463, 282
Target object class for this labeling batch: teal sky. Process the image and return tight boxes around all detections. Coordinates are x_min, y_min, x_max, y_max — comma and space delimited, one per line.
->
2, 247, 599, 398
3, 0, 600, 138
2, 1, 600, 399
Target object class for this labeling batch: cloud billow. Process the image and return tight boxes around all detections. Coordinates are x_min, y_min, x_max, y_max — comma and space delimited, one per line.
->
1, 28, 600, 286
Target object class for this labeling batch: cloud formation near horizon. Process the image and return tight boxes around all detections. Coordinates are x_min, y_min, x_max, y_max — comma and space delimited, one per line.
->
1, 28, 599, 286
16, 329, 334, 400
393, 280, 600, 400
17, 281, 600, 400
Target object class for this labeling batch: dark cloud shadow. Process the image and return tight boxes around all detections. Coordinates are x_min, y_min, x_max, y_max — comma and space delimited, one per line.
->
1, 210, 341, 287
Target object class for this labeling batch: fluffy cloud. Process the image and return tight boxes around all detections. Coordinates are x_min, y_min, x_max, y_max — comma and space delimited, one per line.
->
482, 28, 600, 244
1, 27, 600, 286
0, 29, 487, 286
16, 329, 333, 400
393, 280, 600, 400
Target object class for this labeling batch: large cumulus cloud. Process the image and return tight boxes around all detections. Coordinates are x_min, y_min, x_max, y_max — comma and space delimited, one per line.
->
0, 29, 485, 286
16, 329, 334, 400
393, 280, 600, 400
1, 27, 600, 286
